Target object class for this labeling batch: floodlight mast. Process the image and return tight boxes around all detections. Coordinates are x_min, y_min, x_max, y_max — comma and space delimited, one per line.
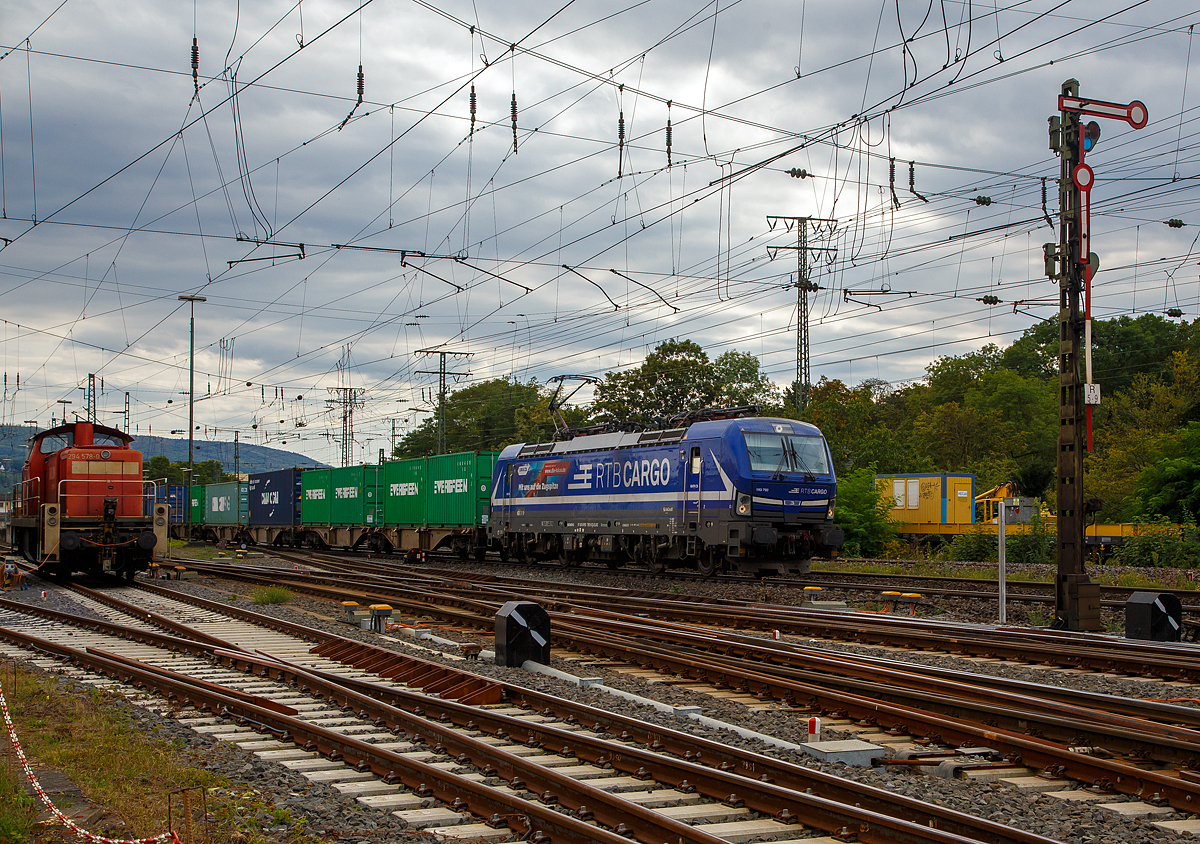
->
1046, 80, 1146, 631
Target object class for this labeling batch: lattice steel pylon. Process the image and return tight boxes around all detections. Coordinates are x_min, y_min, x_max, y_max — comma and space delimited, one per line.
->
766, 216, 836, 411
415, 348, 471, 455
327, 387, 364, 467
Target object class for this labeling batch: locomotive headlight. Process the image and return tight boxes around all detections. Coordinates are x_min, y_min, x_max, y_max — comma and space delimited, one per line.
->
736, 492, 752, 516
827, 503, 836, 520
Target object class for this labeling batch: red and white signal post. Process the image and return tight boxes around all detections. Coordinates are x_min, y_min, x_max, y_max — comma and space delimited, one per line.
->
1046, 80, 1147, 631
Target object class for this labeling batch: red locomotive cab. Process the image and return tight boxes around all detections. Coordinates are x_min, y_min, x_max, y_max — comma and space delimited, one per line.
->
54, 422, 143, 517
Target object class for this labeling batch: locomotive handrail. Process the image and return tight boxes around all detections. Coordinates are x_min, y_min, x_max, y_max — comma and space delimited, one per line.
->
14, 477, 41, 517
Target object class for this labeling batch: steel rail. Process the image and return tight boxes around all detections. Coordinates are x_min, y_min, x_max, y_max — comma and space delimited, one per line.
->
128, 579, 1200, 812
558, 609, 1200, 763
127, 580, 503, 704
543, 618, 1200, 811
223, 648, 1006, 844
318, 560, 1200, 680
311, 639, 1057, 844
3, 586, 1056, 844
0, 624, 651, 844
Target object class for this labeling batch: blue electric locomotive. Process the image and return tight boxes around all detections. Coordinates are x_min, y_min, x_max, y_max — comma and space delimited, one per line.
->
488, 411, 843, 575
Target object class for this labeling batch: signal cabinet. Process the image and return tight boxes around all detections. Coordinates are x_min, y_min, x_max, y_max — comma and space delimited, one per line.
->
875, 473, 974, 526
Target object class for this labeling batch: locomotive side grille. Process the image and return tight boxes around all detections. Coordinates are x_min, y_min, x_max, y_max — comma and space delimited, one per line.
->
70, 460, 140, 474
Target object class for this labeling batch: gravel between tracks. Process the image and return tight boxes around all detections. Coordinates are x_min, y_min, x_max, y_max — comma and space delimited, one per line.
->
5, 560, 1195, 844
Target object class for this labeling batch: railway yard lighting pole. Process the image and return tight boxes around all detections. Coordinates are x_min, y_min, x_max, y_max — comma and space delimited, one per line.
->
179, 295, 206, 523
1046, 80, 1146, 630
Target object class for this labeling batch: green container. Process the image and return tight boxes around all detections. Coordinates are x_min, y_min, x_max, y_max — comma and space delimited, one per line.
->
363, 464, 384, 526
426, 451, 498, 527
330, 465, 384, 525
384, 458, 427, 526
301, 469, 332, 524
205, 481, 248, 525
189, 484, 206, 524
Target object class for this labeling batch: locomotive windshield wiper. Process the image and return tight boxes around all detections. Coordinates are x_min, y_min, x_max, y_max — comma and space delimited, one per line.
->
772, 437, 790, 480
788, 438, 817, 482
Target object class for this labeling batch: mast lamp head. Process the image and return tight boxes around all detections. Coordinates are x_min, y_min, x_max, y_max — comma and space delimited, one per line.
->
1083, 121, 1101, 152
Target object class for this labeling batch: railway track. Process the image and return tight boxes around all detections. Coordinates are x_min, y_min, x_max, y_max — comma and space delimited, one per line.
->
0, 578, 1064, 844
226, 545, 1200, 618
117, 557, 1200, 814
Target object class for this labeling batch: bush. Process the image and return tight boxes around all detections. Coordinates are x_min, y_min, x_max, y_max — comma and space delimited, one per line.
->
1005, 512, 1053, 566
1110, 519, 1200, 568
250, 585, 292, 605
942, 525, 996, 562
834, 465, 896, 557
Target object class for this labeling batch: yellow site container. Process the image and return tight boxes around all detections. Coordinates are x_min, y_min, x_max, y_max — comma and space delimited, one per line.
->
875, 473, 974, 526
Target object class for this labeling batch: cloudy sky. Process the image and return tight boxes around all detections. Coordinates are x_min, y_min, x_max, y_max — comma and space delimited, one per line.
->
0, 0, 1196, 466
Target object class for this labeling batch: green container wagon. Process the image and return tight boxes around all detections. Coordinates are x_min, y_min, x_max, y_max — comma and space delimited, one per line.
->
189, 484, 205, 524
383, 458, 427, 526
301, 469, 332, 524
205, 481, 248, 525
426, 451, 498, 527
330, 465, 384, 525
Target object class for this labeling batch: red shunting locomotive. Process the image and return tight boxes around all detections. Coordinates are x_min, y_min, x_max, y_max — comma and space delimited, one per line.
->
11, 421, 168, 579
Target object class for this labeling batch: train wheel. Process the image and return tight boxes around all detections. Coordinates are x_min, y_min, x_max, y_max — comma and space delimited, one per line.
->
697, 550, 717, 577
648, 558, 665, 574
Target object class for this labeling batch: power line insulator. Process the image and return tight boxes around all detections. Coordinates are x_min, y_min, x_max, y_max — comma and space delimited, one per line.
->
979, 295, 1000, 305
974, 195, 992, 206
909, 161, 928, 202
469, 85, 477, 135
191, 37, 199, 96
511, 93, 519, 154
787, 168, 808, 179
1167, 308, 1184, 317
617, 111, 625, 177
1167, 218, 1185, 228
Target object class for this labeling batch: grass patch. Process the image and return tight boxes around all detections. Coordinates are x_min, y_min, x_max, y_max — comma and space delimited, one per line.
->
249, 586, 292, 605
1, 665, 324, 844
0, 761, 38, 844
170, 543, 225, 561
1093, 570, 1176, 590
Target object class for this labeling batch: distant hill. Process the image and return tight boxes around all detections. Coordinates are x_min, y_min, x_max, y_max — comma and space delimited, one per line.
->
0, 425, 327, 493
132, 434, 329, 474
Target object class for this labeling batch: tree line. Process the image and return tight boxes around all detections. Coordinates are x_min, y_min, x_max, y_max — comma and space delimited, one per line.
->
393, 315, 1200, 532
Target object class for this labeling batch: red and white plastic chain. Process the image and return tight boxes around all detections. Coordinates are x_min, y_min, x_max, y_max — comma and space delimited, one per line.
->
0, 679, 181, 844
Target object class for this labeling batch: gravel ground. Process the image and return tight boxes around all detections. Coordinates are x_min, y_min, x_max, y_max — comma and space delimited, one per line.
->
4, 559, 1196, 844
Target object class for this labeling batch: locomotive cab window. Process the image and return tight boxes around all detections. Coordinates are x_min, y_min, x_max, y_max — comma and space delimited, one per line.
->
92, 432, 125, 447
743, 432, 830, 476
689, 447, 702, 475
39, 433, 73, 453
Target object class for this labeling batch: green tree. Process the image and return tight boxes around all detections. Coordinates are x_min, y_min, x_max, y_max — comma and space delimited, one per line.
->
592, 339, 717, 424
711, 351, 780, 408
1087, 350, 1200, 520
834, 465, 895, 557
1133, 422, 1200, 524
192, 459, 230, 485
394, 378, 547, 457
